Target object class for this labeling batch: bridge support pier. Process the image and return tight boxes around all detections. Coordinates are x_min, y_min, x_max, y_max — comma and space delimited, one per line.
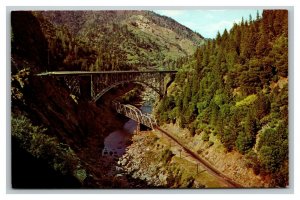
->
37, 70, 177, 102
79, 76, 92, 101
136, 123, 140, 134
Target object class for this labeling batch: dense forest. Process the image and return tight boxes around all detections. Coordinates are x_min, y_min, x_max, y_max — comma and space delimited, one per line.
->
156, 10, 288, 187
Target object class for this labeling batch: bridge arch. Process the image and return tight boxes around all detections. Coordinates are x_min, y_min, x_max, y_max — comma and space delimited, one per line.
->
112, 101, 157, 129
93, 80, 161, 102
36, 70, 177, 102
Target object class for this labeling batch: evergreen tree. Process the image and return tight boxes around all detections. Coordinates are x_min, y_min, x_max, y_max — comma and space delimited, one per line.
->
157, 10, 288, 186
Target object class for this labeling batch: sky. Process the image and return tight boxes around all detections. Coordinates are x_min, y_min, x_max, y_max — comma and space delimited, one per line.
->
154, 10, 262, 39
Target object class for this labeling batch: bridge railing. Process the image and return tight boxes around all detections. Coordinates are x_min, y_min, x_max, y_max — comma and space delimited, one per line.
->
112, 101, 157, 129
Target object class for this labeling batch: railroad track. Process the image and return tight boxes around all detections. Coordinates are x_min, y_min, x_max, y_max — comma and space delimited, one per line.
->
155, 126, 243, 188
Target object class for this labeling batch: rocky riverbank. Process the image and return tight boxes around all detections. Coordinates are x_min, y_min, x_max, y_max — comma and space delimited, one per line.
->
118, 130, 229, 188
117, 123, 272, 188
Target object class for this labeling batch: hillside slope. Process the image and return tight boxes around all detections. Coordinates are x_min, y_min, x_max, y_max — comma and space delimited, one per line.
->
156, 10, 288, 187
37, 10, 204, 70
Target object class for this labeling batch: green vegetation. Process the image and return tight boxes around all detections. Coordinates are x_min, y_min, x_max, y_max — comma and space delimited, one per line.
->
201, 132, 210, 142
11, 114, 87, 183
119, 85, 144, 104
235, 94, 257, 107
34, 10, 203, 71
156, 10, 288, 187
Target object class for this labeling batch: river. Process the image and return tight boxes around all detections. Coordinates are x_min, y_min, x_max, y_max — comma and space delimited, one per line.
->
102, 119, 137, 159
102, 105, 152, 160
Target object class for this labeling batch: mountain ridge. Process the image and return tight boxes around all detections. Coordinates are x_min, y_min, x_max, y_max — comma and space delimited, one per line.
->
36, 10, 205, 70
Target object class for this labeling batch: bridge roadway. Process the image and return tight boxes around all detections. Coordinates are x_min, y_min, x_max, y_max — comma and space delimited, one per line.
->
37, 70, 177, 102
113, 101, 242, 188
36, 70, 178, 76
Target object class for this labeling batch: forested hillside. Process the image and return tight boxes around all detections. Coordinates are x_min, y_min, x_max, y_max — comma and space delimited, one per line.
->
11, 11, 125, 187
156, 10, 288, 187
36, 10, 204, 71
